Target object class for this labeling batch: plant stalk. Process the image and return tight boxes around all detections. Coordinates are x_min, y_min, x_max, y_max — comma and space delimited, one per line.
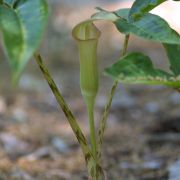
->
34, 53, 91, 159
34, 53, 105, 180
87, 99, 97, 160
34, 34, 130, 179
97, 34, 130, 161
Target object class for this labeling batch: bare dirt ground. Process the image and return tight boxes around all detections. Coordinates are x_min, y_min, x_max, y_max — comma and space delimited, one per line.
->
0, 84, 179, 180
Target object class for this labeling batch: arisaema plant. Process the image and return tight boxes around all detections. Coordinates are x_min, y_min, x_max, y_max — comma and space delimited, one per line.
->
0, 0, 180, 179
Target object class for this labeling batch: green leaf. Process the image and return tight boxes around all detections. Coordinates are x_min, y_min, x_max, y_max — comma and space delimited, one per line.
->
114, 9, 180, 45
91, 7, 119, 22
164, 44, 180, 76
0, 0, 49, 82
105, 52, 180, 88
129, 0, 180, 21
129, 0, 166, 21
114, 8, 129, 19
3, 0, 14, 6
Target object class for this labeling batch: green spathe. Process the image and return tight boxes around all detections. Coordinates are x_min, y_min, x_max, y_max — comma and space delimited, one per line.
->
73, 21, 104, 180
72, 21, 100, 106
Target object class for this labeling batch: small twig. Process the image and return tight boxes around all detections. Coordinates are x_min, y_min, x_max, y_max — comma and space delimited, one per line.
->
97, 35, 130, 161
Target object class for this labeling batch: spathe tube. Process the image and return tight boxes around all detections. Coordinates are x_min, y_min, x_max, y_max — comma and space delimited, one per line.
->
73, 21, 104, 180
72, 21, 100, 108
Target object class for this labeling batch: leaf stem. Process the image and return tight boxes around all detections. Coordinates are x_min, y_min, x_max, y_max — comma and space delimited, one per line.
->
97, 34, 130, 160
121, 34, 130, 57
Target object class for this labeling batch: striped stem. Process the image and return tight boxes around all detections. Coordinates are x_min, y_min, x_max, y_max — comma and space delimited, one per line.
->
34, 54, 91, 158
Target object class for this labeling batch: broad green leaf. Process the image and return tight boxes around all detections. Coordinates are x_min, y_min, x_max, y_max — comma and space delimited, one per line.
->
129, 0, 180, 21
92, 7, 126, 22
114, 9, 180, 45
164, 44, 180, 76
105, 52, 180, 88
0, 0, 49, 82
91, 7, 119, 22
129, 0, 166, 21
92, 8, 180, 45
114, 8, 129, 19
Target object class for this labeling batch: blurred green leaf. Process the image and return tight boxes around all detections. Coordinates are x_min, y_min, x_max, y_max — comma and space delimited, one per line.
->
91, 7, 119, 22
129, 0, 180, 21
3, 0, 14, 6
114, 9, 180, 45
129, 0, 166, 21
164, 44, 180, 76
92, 8, 128, 22
114, 8, 129, 19
105, 52, 180, 88
0, 0, 49, 82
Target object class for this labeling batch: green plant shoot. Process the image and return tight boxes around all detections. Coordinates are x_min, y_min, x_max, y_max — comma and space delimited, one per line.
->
73, 21, 101, 160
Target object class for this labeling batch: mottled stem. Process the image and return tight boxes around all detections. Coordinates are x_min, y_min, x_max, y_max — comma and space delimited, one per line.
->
34, 53, 92, 159
34, 53, 105, 179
